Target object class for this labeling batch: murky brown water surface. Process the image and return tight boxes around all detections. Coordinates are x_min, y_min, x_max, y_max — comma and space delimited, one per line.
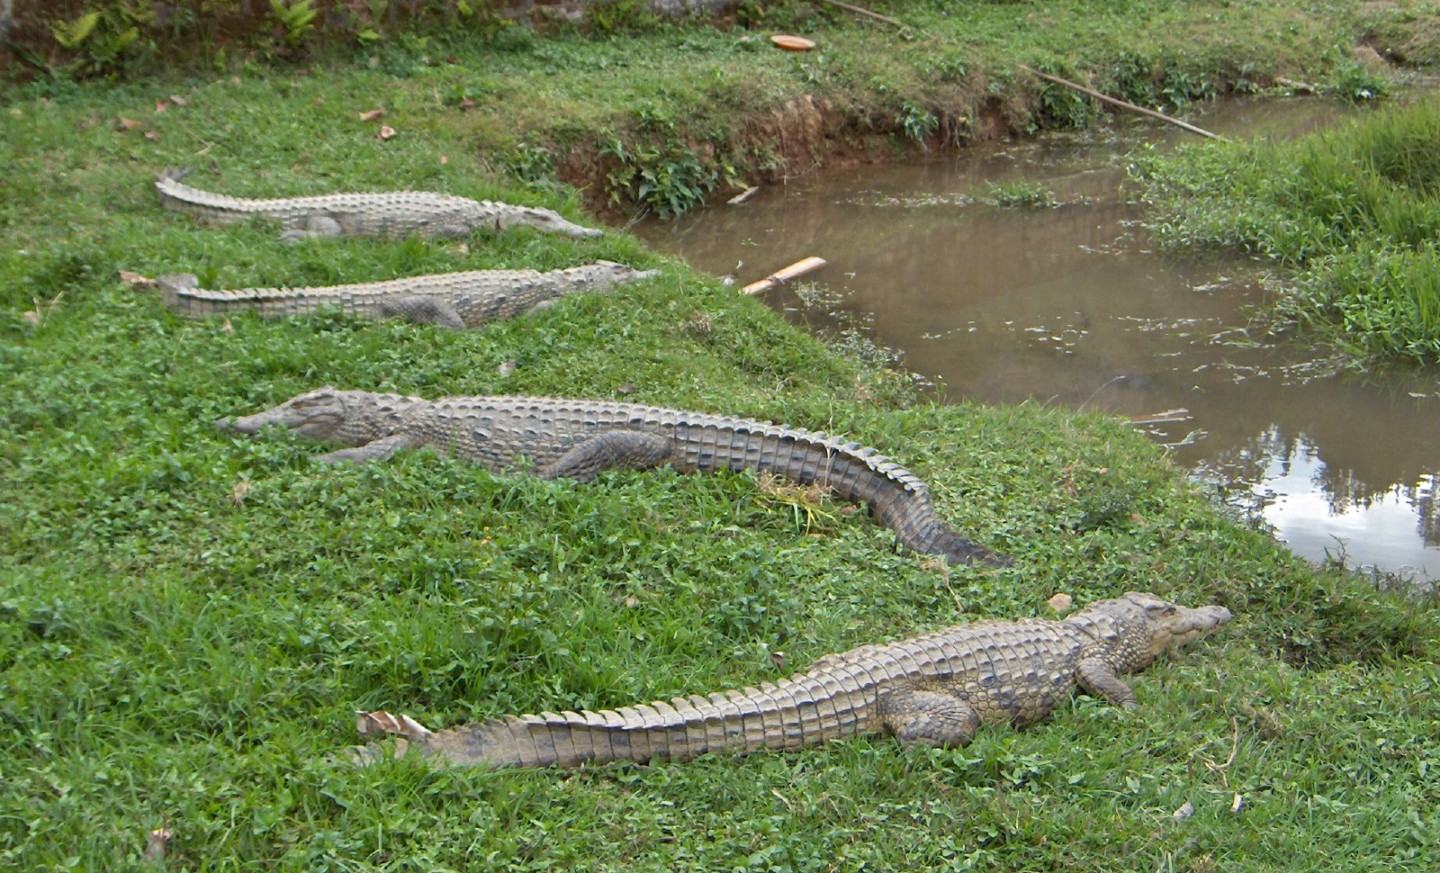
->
638, 99, 1440, 584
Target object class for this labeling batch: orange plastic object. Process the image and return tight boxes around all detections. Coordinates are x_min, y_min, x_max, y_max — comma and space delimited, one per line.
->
770, 34, 816, 52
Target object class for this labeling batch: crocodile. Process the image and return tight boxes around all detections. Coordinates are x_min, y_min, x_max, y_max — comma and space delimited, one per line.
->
152, 261, 659, 330
352, 592, 1232, 768
155, 170, 603, 241
216, 387, 1008, 566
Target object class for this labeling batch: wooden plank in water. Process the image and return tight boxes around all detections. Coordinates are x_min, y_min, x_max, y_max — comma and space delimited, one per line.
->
741, 257, 828, 295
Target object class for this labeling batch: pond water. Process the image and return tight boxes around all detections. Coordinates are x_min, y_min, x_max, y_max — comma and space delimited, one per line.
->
637, 99, 1440, 585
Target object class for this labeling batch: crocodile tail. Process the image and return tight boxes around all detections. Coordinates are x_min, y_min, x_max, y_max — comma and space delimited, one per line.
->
398, 678, 870, 769
154, 172, 253, 225
742, 429, 1007, 566
871, 485, 1012, 567
153, 274, 202, 316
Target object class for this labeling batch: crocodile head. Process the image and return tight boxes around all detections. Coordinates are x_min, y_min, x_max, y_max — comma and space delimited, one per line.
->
497, 204, 604, 239
216, 386, 355, 441
1069, 591, 1232, 672
590, 260, 662, 284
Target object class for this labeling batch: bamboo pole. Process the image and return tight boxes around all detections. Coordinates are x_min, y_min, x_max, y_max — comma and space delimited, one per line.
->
809, 0, 1228, 142
1017, 65, 1228, 141
814, 0, 904, 27
742, 257, 828, 295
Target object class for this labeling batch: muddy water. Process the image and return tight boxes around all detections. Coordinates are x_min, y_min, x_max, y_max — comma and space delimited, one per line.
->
638, 100, 1440, 584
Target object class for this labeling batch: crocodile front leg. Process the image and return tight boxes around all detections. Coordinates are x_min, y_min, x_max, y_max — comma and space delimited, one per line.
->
877, 687, 983, 748
538, 432, 674, 482
279, 215, 347, 242
376, 295, 466, 330
1076, 658, 1138, 709
315, 432, 423, 464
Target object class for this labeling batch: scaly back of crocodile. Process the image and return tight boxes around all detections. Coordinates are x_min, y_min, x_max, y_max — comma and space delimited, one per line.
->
154, 172, 602, 239
155, 262, 655, 328
421, 395, 1002, 565
155, 173, 484, 228
355, 593, 1232, 768
383, 618, 1081, 768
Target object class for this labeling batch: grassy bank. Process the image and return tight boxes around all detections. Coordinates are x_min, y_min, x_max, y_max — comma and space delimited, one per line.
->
5, 0, 1426, 221
4, 2, 1440, 869
1131, 93, 1440, 364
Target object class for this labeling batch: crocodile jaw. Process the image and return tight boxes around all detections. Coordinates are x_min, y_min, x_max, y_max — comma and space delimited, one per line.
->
501, 205, 603, 238
216, 386, 350, 441
1124, 591, 1232, 659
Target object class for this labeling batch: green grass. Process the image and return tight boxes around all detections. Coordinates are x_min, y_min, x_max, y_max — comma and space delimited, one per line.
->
1130, 93, 1440, 363
3, 2, 1440, 869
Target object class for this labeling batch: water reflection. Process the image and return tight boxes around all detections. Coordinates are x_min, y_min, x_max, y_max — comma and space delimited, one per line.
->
638, 100, 1440, 584
1201, 428, 1439, 581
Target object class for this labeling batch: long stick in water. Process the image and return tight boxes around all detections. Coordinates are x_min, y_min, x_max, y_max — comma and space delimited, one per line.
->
810, 0, 1227, 142
1017, 65, 1228, 142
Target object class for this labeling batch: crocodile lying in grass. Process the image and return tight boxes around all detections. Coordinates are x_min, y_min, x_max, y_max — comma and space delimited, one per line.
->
155, 170, 603, 241
153, 261, 658, 330
352, 592, 1231, 768
217, 387, 1009, 565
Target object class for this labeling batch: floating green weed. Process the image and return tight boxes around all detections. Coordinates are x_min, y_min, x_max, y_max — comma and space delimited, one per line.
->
982, 180, 1061, 209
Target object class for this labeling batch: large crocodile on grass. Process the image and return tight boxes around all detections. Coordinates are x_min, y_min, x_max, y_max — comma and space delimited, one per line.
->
153, 261, 658, 330
155, 170, 603, 241
217, 387, 1009, 566
351, 592, 1231, 768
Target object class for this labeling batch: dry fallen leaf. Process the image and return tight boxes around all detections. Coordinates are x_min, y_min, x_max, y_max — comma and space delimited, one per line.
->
1172, 800, 1194, 822
1047, 592, 1074, 613
21, 311, 40, 326
456, 98, 476, 111
439, 154, 449, 165
168, 94, 188, 107
117, 269, 150, 286
143, 131, 160, 141
144, 828, 173, 861
230, 478, 251, 507
220, 317, 234, 335
114, 116, 142, 132
770, 650, 786, 671
154, 99, 168, 113
376, 125, 397, 140
358, 108, 385, 121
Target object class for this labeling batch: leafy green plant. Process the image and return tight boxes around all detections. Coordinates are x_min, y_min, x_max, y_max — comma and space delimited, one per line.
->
49, 11, 102, 49
1033, 64, 1095, 129
48, 4, 147, 75
1108, 52, 1155, 106
587, 0, 660, 35
1157, 60, 1217, 110
898, 99, 939, 145
270, 0, 319, 47
1326, 61, 1389, 104
602, 137, 738, 218
505, 142, 563, 192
